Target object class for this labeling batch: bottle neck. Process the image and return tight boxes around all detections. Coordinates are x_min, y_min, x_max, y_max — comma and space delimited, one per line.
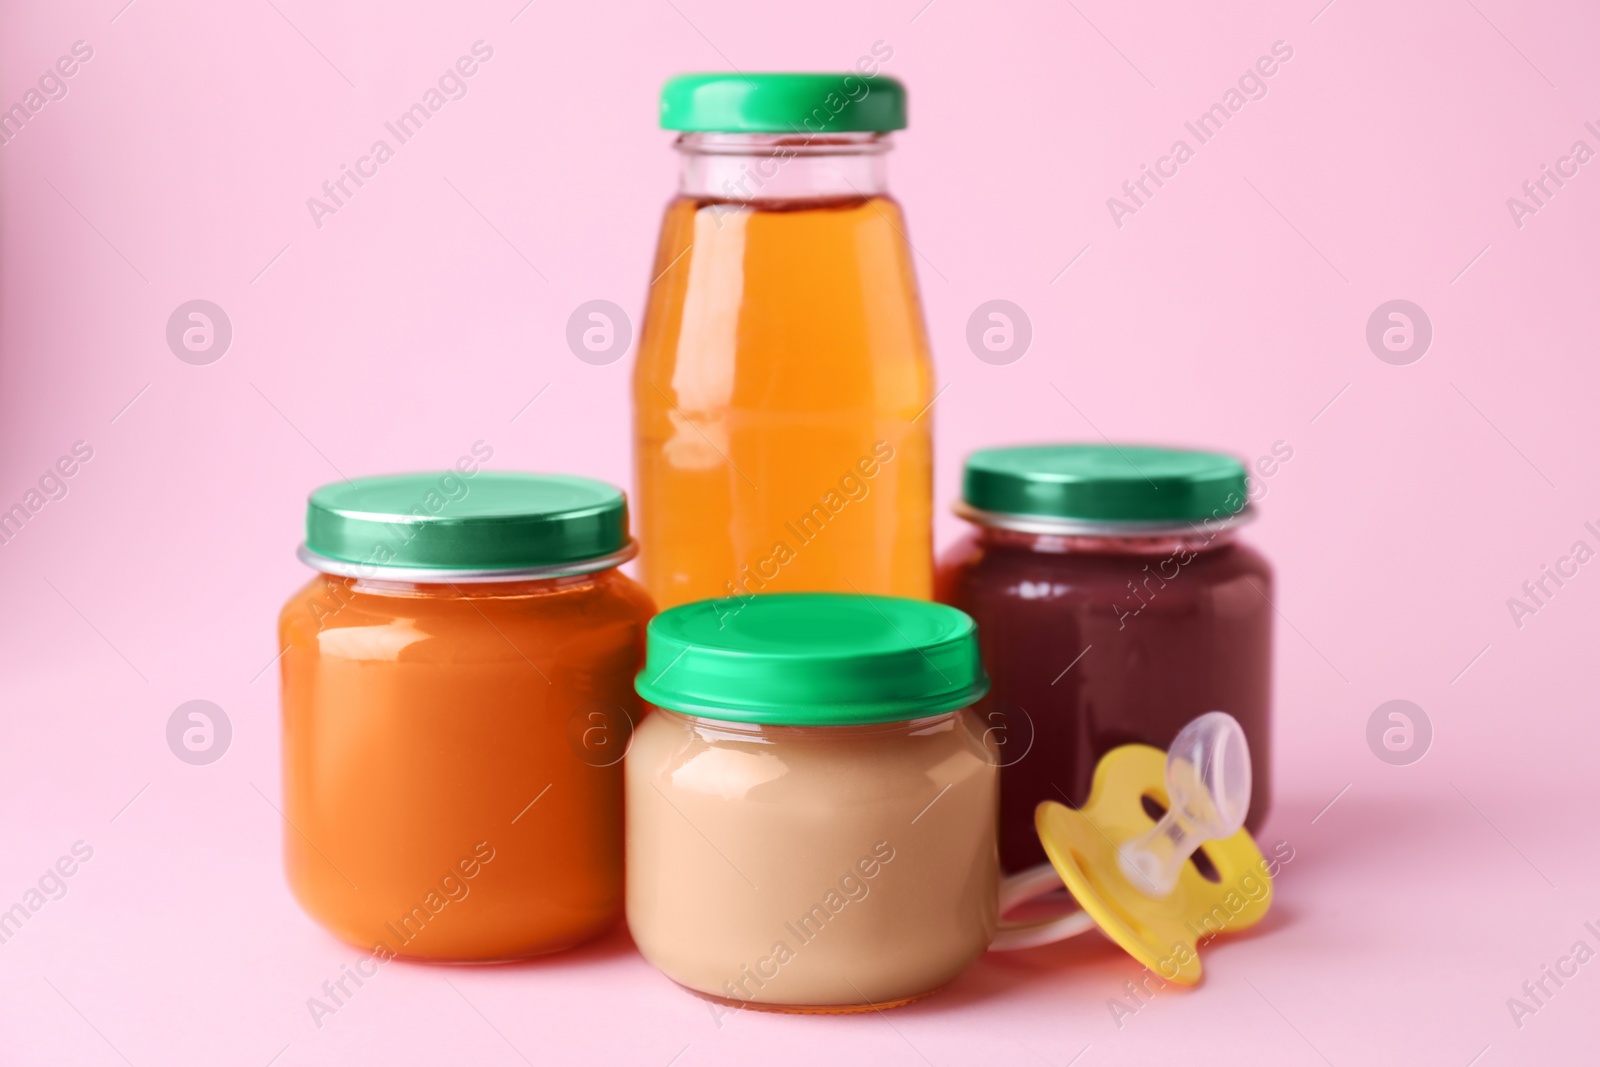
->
676, 132, 889, 204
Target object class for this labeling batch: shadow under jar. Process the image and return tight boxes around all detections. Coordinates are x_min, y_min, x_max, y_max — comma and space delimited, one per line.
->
278, 470, 654, 961
627, 593, 996, 1012
936, 445, 1276, 873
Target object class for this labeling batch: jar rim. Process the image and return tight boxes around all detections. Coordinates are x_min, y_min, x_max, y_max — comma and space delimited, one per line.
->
296, 541, 637, 583
953, 500, 1256, 539
661, 706, 964, 735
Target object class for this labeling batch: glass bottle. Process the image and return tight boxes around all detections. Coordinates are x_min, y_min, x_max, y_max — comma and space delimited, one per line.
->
634, 73, 933, 612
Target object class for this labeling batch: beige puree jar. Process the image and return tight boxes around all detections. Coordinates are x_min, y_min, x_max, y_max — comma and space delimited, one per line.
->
628, 593, 1084, 1013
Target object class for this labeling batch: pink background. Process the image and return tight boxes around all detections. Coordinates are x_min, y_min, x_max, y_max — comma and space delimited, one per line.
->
2, 0, 1596, 1063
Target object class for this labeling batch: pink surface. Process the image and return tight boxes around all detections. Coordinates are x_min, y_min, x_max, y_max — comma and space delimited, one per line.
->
2, 0, 1597, 1063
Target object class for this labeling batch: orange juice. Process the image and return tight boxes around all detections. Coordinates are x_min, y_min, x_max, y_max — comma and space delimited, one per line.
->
636, 75, 933, 611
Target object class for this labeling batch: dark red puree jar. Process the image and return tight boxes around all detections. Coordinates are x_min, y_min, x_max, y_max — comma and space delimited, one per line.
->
935, 445, 1274, 873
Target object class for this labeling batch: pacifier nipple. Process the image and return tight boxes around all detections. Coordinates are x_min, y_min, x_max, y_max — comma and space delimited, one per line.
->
1116, 711, 1251, 897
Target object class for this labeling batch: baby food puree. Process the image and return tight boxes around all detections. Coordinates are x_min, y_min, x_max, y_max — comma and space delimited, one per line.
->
627, 593, 995, 1011
279, 470, 653, 961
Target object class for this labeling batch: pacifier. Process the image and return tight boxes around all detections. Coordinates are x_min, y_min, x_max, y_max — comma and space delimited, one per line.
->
991, 711, 1272, 984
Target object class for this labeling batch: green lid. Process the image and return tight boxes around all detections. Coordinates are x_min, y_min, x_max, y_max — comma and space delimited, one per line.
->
635, 593, 987, 726
302, 472, 632, 575
660, 73, 907, 133
961, 445, 1249, 525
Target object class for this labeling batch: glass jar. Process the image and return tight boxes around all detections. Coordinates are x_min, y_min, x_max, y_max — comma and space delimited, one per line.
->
278, 470, 654, 961
936, 445, 1275, 873
633, 72, 934, 612
626, 593, 996, 1011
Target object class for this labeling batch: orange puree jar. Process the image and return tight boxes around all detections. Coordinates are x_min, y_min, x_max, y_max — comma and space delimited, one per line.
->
278, 469, 653, 961
634, 73, 934, 611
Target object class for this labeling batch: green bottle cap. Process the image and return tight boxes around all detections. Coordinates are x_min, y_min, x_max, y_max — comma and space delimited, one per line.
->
635, 593, 987, 726
300, 472, 634, 579
660, 73, 907, 133
960, 445, 1250, 528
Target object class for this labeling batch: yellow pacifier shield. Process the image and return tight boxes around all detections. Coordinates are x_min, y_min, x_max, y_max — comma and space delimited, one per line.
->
1036, 744, 1273, 985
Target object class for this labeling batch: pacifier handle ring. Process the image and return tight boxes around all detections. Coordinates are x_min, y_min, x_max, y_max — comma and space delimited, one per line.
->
999, 862, 1064, 913
989, 863, 1097, 952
